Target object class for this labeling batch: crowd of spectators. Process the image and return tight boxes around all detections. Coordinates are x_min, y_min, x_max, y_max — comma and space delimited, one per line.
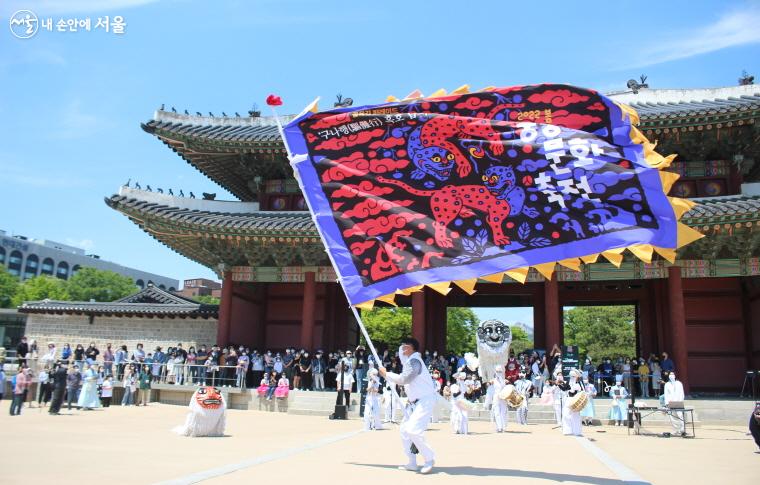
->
3, 335, 677, 416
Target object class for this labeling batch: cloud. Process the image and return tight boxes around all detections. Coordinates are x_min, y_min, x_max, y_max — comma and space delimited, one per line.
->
2, 0, 160, 15
50, 99, 101, 140
65, 238, 95, 251
0, 160, 94, 189
620, 7, 760, 69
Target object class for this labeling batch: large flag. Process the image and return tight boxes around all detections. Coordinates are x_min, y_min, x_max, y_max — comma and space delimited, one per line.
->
283, 84, 701, 307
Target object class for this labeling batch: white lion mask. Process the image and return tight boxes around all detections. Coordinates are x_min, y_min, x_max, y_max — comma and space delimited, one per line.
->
476, 319, 512, 381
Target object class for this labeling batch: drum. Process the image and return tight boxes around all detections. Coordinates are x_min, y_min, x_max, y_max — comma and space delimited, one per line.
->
457, 398, 476, 411
568, 391, 588, 413
498, 384, 515, 401
508, 392, 525, 408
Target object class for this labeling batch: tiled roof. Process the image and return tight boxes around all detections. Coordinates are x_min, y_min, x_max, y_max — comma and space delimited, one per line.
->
19, 285, 218, 318
108, 191, 760, 232
680, 195, 760, 224
629, 94, 760, 119
142, 113, 287, 143
105, 194, 317, 234
115, 285, 200, 305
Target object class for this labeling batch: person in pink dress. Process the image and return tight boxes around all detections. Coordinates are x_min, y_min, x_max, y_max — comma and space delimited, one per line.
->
275, 375, 290, 399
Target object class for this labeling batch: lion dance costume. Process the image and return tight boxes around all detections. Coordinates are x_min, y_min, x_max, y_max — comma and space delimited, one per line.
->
173, 386, 227, 437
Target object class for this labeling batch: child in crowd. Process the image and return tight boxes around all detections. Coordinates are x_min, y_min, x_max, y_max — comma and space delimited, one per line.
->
101, 376, 113, 407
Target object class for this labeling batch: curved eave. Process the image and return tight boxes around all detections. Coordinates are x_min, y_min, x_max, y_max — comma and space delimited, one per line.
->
105, 194, 321, 271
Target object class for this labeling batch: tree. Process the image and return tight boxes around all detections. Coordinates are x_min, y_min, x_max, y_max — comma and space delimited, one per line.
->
446, 307, 478, 355
66, 267, 137, 302
359, 306, 479, 354
193, 294, 220, 305
564, 305, 636, 360
12, 275, 69, 306
360, 307, 412, 350
510, 325, 532, 356
0, 266, 20, 308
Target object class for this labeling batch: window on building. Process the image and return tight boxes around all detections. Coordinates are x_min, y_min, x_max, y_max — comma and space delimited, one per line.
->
23, 254, 39, 280
56, 261, 69, 280
0, 247, 5, 264
8, 250, 23, 274
41, 257, 55, 275
158, 284, 166, 290
147, 280, 154, 287
72, 264, 81, 276
169, 287, 176, 292
136, 279, 144, 289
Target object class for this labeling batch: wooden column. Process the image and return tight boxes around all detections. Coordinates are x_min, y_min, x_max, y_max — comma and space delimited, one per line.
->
412, 291, 427, 350
217, 272, 233, 347
426, 290, 447, 353
544, 275, 561, 349
300, 271, 316, 350
667, 266, 690, 393
533, 283, 546, 349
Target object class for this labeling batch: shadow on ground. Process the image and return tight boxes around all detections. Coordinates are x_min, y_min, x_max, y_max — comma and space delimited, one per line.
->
348, 463, 651, 484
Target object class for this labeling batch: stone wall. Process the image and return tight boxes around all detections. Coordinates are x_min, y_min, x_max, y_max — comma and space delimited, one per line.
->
24, 313, 217, 355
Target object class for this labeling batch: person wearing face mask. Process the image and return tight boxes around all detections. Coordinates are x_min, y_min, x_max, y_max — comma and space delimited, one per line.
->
663, 371, 686, 436
580, 376, 597, 426
514, 369, 533, 425
560, 368, 583, 436
263, 350, 273, 374
598, 357, 614, 392
379, 338, 436, 474
364, 368, 383, 430
490, 365, 508, 432
299, 352, 312, 390
608, 377, 628, 426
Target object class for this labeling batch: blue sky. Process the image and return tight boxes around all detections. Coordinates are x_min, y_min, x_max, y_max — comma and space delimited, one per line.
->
2, 0, 759, 303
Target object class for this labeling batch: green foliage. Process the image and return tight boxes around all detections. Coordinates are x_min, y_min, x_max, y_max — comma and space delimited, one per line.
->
12, 275, 69, 305
359, 306, 479, 354
65, 267, 137, 302
0, 266, 20, 308
446, 307, 478, 355
361, 307, 412, 349
193, 294, 220, 305
564, 305, 636, 360
510, 325, 533, 355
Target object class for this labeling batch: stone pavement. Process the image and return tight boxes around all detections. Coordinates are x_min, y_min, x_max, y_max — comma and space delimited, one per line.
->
0, 403, 756, 484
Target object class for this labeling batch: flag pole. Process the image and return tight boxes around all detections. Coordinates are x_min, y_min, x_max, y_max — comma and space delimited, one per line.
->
269, 102, 383, 366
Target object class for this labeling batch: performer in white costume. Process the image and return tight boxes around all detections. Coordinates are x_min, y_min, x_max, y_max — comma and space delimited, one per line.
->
379, 338, 436, 474
490, 365, 508, 432
561, 369, 583, 436
580, 376, 597, 426
663, 371, 686, 436
514, 369, 533, 425
448, 383, 469, 434
364, 368, 383, 430
547, 377, 563, 425
383, 382, 402, 423
608, 377, 629, 426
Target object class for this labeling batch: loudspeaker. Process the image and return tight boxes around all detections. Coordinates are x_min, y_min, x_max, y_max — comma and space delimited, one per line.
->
331, 404, 347, 420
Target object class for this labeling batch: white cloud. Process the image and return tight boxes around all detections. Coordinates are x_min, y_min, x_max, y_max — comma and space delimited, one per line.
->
622, 7, 760, 69
50, 99, 101, 140
65, 238, 95, 251
0, 159, 94, 188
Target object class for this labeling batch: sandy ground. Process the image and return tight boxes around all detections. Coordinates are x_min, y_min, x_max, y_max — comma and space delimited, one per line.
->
0, 402, 757, 485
